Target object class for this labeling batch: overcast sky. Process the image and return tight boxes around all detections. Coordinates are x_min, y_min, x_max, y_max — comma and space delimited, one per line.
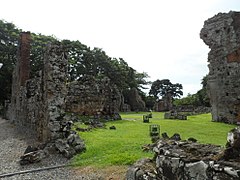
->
0, 0, 239, 96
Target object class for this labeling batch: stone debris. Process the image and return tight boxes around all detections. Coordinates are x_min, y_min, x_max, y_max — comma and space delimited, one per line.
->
222, 126, 240, 160
20, 150, 47, 165
127, 134, 240, 179
164, 111, 187, 120
109, 125, 116, 130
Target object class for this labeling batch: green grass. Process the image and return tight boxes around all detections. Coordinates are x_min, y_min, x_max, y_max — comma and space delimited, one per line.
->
71, 112, 236, 167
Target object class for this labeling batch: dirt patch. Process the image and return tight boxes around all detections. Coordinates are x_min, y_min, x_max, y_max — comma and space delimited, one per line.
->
73, 165, 128, 180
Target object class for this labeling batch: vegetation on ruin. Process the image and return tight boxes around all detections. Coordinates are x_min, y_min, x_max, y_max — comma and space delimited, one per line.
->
149, 79, 183, 99
174, 75, 210, 107
0, 20, 150, 107
72, 112, 236, 167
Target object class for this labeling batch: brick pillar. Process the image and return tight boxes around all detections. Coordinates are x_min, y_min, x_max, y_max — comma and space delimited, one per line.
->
18, 32, 31, 86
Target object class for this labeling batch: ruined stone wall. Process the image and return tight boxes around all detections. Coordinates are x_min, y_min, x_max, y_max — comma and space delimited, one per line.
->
43, 43, 68, 141
7, 36, 68, 142
154, 94, 173, 112
7, 32, 122, 143
66, 75, 122, 117
127, 87, 146, 111
200, 11, 240, 124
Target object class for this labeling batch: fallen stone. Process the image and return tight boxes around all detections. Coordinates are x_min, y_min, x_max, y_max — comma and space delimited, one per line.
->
20, 150, 47, 165
109, 126, 116, 130
170, 133, 181, 141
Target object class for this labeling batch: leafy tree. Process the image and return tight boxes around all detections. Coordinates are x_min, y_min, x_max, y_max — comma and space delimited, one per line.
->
173, 75, 210, 107
149, 79, 183, 100
0, 19, 150, 107
195, 75, 210, 107
0, 20, 20, 106
62, 39, 150, 94
30, 33, 57, 77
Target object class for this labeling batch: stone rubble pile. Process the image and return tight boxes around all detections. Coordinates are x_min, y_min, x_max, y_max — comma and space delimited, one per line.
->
164, 111, 187, 120
127, 129, 240, 179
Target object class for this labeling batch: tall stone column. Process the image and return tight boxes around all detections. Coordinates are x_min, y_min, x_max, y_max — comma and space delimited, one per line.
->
200, 11, 240, 124
43, 43, 68, 142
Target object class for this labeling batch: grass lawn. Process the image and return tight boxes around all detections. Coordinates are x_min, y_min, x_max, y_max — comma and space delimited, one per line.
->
71, 112, 236, 167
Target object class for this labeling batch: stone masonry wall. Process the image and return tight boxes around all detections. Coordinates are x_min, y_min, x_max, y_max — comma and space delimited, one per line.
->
7, 32, 122, 143
200, 11, 240, 124
66, 75, 122, 118
43, 43, 68, 141
7, 32, 35, 127
7, 41, 68, 142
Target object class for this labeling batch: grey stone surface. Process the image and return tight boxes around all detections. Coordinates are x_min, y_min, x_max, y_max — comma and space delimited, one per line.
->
127, 87, 146, 111
128, 136, 240, 179
200, 11, 240, 124
6, 40, 86, 160
164, 112, 187, 120
65, 75, 122, 119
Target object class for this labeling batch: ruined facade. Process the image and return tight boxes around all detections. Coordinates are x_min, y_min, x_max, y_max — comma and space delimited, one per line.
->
7, 32, 121, 143
66, 75, 122, 117
200, 11, 240, 124
7, 35, 69, 142
154, 94, 173, 112
126, 87, 146, 111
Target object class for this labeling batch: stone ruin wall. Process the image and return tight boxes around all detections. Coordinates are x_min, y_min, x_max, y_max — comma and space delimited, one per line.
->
65, 76, 122, 118
200, 11, 240, 124
7, 32, 122, 143
7, 33, 69, 142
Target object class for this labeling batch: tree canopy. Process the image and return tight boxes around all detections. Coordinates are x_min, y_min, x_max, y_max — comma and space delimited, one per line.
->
0, 19, 149, 106
149, 79, 183, 99
173, 75, 210, 107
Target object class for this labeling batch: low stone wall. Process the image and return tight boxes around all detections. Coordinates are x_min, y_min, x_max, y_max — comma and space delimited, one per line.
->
164, 112, 187, 120
127, 128, 240, 179
173, 106, 211, 115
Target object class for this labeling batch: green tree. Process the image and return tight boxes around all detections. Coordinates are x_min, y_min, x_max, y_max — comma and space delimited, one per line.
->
0, 19, 150, 108
173, 75, 210, 107
0, 20, 20, 106
149, 79, 183, 99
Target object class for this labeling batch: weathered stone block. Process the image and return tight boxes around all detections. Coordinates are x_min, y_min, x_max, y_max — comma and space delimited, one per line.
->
200, 11, 240, 124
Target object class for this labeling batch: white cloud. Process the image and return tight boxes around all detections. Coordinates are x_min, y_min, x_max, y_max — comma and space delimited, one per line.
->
0, 0, 239, 96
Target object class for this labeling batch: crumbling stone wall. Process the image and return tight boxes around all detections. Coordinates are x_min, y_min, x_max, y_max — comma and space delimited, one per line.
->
7, 32, 122, 143
66, 75, 122, 118
43, 43, 68, 141
125, 87, 146, 111
200, 11, 240, 124
154, 94, 173, 112
7, 39, 68, 142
